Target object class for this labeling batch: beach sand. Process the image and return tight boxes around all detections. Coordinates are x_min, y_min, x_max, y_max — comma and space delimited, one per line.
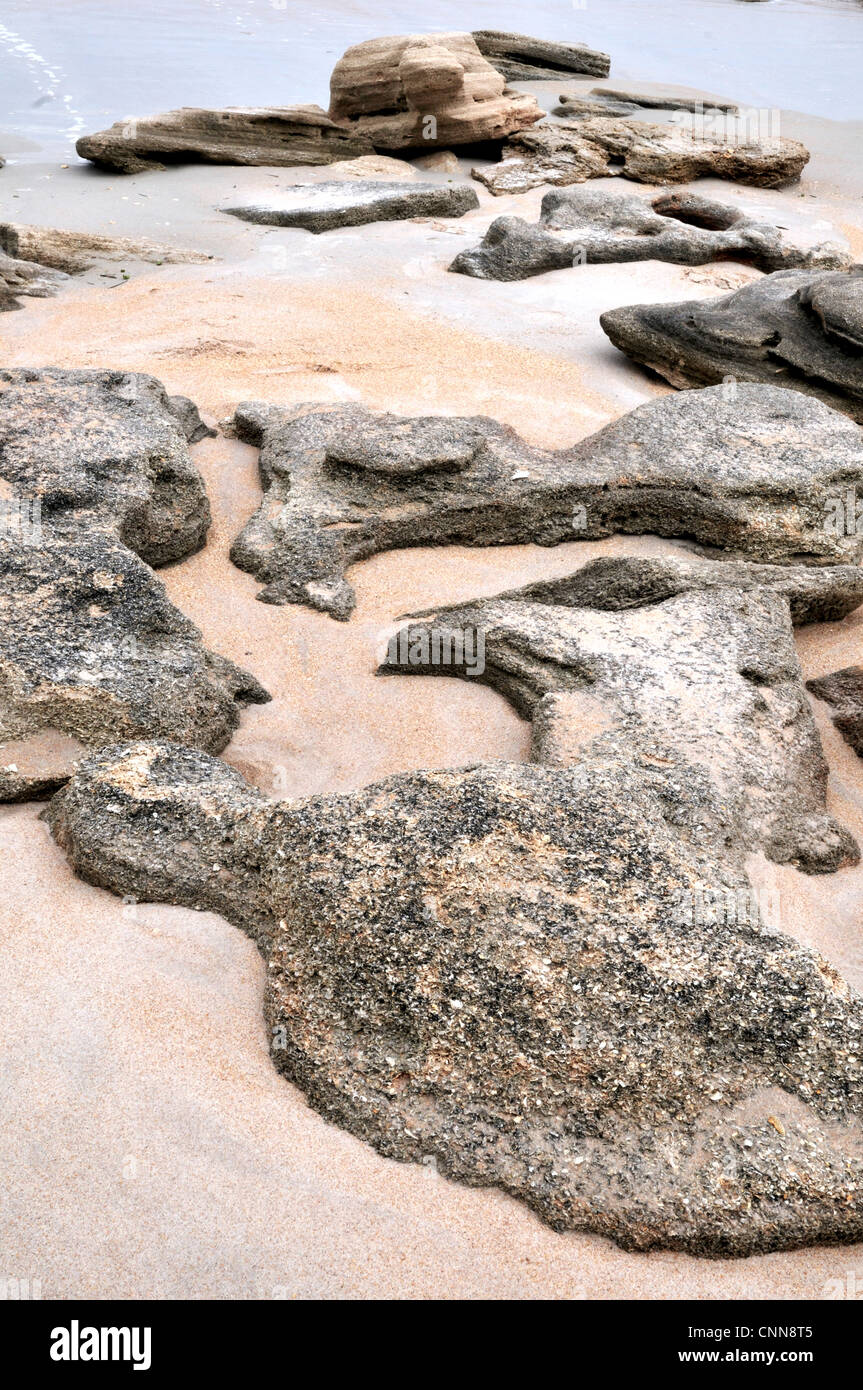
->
2, 89, 863, 1299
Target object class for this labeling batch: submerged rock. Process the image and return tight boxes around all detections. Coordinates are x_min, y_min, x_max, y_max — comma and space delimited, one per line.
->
0, 368, 267, 799
473, 117, 810, 195
600, 269, 863, 423
471, 30, 610, 80
450, 186, 850, 281
807, 667, 863, 759
381, 557, 860, 872
228, 385, 863, 617
46, 702, 863, 1254
327, 33, 543, 151
76, 105, 373, 174
222, 180, 479, 233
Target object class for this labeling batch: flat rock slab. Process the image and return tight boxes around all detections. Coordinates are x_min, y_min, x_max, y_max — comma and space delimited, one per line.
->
474, 117, 810, 195
471, 30, 610, 80
0, 368, 267, 800
228, 384, 863, 618
601, 268, 863, 423
451, 186, 850, 281
222, 180, 479, 233
0, 222, 212, 275
76, 105, 372, 174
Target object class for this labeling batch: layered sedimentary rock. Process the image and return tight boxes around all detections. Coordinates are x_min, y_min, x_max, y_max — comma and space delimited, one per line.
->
601, 269, 863, 423
471, 30, 610, 80
229, 384, 863, 618
76, 106, 373, 174
222, 180, 478, 233
0, 222, 212, 275
381, 558, 859, 871
327, 33, 543, 151
47, 563, 863, 1252
473, 117, 810, 195
0, 248, 65, 311
0, 368, 267, 800
451, 187, 850, 281
808, 667, 863, 758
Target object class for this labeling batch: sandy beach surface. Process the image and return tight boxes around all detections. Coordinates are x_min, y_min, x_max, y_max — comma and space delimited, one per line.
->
2, 3, 863, 1300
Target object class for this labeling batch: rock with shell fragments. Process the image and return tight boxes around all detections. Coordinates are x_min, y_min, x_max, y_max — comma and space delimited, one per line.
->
471, 30, 610, 80
0, 222, 213, 276
380, 556, 860, 872
327, 33, 543, 151
450, 186, 850, 281
807, 667, 863, 759
75, 105, 373, 174
0, 368, 267, 800
228, 384, 863, 618
222, 180, 478, 233
600, 269, 863, 423
46, 714, 863, 1255
473, 116, 810, 195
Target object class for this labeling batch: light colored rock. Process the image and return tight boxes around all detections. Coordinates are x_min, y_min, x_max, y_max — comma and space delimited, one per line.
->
0, 222, 212, 274
412, 149, 460, 173
222, 180, 479, 233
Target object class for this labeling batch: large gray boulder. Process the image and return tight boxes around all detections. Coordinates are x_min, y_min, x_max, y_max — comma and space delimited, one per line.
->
228, 384, 863, 618
601, 269, 863, 423
0, 369, 267, 800
451, 186, 850, 281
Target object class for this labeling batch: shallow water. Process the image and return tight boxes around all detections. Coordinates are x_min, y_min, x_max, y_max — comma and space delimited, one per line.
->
0, 0, 862, 160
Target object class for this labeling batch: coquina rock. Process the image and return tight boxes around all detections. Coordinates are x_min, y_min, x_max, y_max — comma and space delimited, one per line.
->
473, 117, 810, 195
381, 557, 860, 872
0, 222, 213, 276
807, 667, 863, 759
450, 187, 850, 281
228, 384, 863, 618
471, 31, 610, 80
46, 670, 863, 1254
222, 180, 479, 233
0, 248, 66, 311
0, 368, 267, 800
327, 33, 543, 151
76, 105, 373, 174
561, 87, 739, 115
600, 269, 863, 423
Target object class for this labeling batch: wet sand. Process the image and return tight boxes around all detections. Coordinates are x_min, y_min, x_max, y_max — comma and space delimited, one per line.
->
2, 85, 863, 1299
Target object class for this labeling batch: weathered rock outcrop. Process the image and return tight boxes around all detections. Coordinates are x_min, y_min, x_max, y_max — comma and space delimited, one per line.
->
222, 180, 478, 233
327, 33, 543, 151
229, 385, 863, 618
473, 117, 810, 195
600, 269, 863, 423
556, 88, 739, 117
471, 30, 610, 80
0, 248, 66, 311
808, 667, 863, 758
76, 106, 373, 174
0, 368, 267, 800
381, 558, 860, 871
46, 682, 863, 1254
450, 187, 850, 281
0, 222, 212, 275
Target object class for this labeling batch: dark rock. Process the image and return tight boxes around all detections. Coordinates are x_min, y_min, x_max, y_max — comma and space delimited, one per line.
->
450, 186, 850, 281
46, 723, 863, 1254
327, 34, 543, 151
471, 30, 610, 81
222, 180, 479, 233
381, 561, 859, 871
807, 667, 863, 758
166, 395, 217, 443
473, 117, 810, 195
600, 269, 863, 423
228, 384, 863, 618
0, 368, 267, 800
76, 105, 373, 175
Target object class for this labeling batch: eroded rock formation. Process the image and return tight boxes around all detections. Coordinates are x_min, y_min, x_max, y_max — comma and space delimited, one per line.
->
600, 269, 863, 423
1, 248, 65, 312
222, 180, 478, 233
228, 385, 863, 618
0, 368, 267, 800
473, 117, 810, 195
327, 33, 543, 151
0, 222, 212, 275
451, 187, 850, 281
808, 667, 863, 758
76, 106, 373, 174
471, 31, 610, 80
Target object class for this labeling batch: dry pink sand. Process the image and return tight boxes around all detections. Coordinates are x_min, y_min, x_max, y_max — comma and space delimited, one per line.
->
2, 190, 863, 1298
